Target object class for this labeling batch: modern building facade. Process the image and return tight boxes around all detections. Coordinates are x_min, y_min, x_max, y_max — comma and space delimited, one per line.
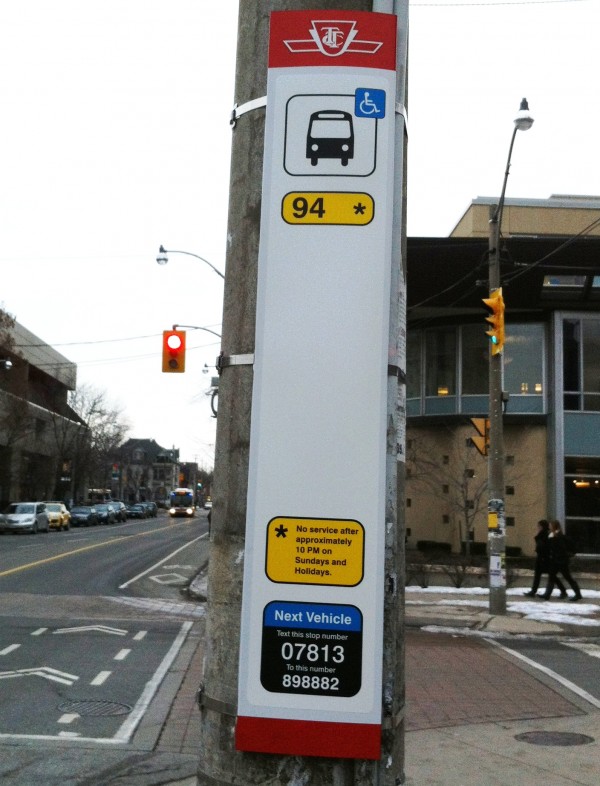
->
406, 196, 600, 557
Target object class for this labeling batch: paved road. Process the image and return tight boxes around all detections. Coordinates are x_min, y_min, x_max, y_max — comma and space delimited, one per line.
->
0, 511, 208, 753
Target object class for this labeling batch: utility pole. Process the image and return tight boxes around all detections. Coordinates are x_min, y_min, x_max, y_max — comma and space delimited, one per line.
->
485, 99, 534, 616
486, 205, 507, 615
199, 2, 407, 784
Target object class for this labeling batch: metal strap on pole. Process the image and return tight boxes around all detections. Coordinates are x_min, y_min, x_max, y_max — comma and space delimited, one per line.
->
230, 96, 267, 127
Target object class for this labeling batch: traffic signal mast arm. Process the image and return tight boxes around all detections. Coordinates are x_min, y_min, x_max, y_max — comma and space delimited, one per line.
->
483, 287, 505, 355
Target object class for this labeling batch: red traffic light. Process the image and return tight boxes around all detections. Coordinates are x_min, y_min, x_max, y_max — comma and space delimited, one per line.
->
162, 330, 186, 373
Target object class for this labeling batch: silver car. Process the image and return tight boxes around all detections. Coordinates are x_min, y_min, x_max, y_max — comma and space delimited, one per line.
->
1, 502, 50, 534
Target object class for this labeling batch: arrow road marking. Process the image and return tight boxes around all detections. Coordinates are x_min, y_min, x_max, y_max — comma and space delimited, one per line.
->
149, 573, 187, 585
0, 667, 79, 685
53, 625, 128, 636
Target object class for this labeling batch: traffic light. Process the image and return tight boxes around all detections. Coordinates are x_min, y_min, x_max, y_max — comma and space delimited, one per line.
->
162, 329, 186, 373
483, 288, 505, 355
470, 418, 490, 456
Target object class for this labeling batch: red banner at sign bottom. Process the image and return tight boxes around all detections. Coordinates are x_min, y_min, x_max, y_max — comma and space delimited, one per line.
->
235, 716, 381, 759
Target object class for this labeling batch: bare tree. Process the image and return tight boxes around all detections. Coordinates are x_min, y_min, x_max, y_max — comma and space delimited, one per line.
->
48, 383, 129, 500
407, 425, 488, 558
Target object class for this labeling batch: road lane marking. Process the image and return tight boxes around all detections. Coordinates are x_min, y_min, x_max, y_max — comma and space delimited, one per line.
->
90, 671, 112, 686
113, 621, 193, 743
119, 533, 206, 589
54, 625, 127, 636
58, 713, 80, 724
114, 648, 131, 661
31, 628, 48, 636
0, 644, 20, 655
133, 631, 147, 641
0, 622, 194, 744
490, 640, 600, 710
0, 523, 190, 578
0, 667, 79, 685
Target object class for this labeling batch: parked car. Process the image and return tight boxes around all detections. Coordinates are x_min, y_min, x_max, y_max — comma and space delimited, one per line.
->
126, 503, 147, 519
1, 502, 50, 534
70, 505, 98, 527
142, 501, 158, 517
111, 501, 128, 522
95, 503, 117, 525
44, 502, 71, 531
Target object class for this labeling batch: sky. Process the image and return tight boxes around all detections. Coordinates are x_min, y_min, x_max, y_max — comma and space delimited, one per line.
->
1, 0, 599, 466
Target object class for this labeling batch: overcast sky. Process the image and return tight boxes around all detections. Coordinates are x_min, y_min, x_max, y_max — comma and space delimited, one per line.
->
1, 1, 598, 466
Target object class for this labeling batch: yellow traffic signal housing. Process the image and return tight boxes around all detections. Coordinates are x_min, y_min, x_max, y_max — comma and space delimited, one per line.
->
162, 329, 186, 373
483, 288, 505, 355
470, 418, 490, 456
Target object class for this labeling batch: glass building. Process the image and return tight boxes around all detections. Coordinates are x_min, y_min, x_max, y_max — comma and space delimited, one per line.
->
406, 196, 600, 556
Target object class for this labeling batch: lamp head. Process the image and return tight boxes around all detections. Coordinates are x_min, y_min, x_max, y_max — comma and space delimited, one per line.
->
1, 359, 13, 370
156, 245, 168, 265
514, 98, 534, 132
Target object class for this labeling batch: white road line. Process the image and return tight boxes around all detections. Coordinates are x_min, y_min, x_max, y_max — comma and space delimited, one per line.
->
0, 623, 194, 745
118, 533, 207, 589
31, 628, 48, 636
58, 713, 79, 724
114, 620, 193, 743
133, 631, 147, 641
565, 642, 600, 659
490, 640, 600, 710
0, 644, 20, 656
114, 648, 131, 661
90, 670, 112, 686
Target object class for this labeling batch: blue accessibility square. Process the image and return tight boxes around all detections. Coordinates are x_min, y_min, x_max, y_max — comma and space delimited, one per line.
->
355, 88, 386, 119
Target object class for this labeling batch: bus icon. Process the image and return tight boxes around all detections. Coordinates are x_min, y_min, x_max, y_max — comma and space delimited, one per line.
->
306, 110, 354, 167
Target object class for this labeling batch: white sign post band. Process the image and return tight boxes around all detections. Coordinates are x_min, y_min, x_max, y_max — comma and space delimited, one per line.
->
236, 10, 398, 760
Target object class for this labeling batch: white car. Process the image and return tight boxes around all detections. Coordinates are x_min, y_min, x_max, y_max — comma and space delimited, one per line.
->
1, 502, 50, 534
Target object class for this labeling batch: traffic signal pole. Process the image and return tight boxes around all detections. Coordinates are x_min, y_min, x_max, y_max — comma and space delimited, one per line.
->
199, 1, 407, 784
487, 204, 507, 615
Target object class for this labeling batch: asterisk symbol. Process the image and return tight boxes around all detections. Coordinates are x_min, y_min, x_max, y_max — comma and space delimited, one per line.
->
354, 202, 366, 215
275, 524, 288, 538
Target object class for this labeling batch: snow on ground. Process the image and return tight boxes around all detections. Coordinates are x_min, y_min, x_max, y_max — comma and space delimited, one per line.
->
405, 586, 600, 626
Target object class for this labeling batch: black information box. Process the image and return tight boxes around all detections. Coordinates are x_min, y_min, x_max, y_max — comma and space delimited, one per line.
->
260, 600, 363, 697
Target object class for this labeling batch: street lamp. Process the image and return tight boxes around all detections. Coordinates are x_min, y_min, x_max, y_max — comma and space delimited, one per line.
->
156, 245, 225, 279
487, 98, 534, 615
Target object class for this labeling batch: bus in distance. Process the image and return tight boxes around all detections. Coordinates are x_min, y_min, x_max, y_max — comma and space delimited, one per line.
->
169, 488, 195, 518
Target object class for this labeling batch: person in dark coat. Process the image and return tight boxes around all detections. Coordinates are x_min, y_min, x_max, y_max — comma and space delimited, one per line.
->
524, 519, 567, 598
541, 519, 583, 602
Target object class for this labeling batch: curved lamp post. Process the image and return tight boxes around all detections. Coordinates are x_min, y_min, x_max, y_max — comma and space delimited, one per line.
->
488, 98, 534, 615
156, 245, 225, 280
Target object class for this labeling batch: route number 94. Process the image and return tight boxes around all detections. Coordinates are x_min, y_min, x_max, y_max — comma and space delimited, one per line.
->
282, 191, 374, 226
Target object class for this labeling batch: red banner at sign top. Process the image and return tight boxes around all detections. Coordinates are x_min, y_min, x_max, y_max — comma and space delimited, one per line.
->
269, 10, 397, 71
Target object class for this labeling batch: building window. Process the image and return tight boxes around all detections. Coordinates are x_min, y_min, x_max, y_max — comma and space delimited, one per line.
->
442, 484, 449, 494
506, 486, 515, 495
425, 329, 456, 397
506, 517, 515, 527
504, 324, 544, 397
407, 332, 422, 399
442, 514, 450, 524
564, 456, 600, 552
461, 324, 488, 395
563, 318, 600, 411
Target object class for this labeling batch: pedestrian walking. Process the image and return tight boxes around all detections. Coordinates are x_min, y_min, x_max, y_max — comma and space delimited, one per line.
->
523, 519, 567, 598
541, 519, 583, 602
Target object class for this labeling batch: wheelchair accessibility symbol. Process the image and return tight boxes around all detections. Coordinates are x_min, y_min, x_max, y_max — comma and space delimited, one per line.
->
355, 88, 386, 119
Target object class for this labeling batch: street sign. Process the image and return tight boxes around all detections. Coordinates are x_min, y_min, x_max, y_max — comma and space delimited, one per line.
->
236, 10, 399, 761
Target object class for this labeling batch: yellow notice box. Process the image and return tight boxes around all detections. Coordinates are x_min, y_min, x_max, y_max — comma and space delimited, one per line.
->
266, 517, 364, 587
281, 192, 374, 226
